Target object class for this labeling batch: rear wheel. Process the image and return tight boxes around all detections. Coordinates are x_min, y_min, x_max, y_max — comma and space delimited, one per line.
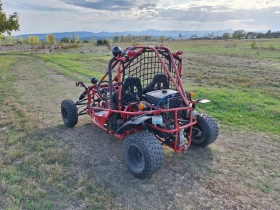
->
123, 131, 164, 179
188, 113, 219, 147
61, 100, 78, 127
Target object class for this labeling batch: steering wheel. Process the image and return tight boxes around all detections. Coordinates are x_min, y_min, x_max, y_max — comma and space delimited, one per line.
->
97, 81, 115, 100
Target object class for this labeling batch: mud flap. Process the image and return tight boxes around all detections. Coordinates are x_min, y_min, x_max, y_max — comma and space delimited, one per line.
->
116, 116, 152, 134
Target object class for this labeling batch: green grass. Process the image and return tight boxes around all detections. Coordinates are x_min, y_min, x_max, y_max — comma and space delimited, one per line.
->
165, 39, 280, 60
193, 87, 280, 135
0, 56, 112, 209
38, 53, 111, 80
35, 43, 280, 135
1, 42, 280, 209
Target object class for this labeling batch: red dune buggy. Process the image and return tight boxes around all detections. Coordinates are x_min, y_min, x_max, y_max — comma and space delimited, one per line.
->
61, 46, 218, 179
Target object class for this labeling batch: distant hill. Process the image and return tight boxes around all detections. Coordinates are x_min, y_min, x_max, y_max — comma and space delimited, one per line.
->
17, 29, 234, 41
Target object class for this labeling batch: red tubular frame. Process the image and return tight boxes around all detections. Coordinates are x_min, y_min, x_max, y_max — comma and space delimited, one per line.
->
84, 46, 195, 152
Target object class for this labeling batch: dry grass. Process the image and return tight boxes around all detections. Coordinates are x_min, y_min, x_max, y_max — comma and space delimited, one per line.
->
0, 57, 113, 209
0, 41, 280, 209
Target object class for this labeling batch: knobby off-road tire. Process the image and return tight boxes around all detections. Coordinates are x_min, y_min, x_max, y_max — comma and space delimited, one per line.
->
191, 113, 219, 147
123, 131, 164, 179
61, 99, 78, 127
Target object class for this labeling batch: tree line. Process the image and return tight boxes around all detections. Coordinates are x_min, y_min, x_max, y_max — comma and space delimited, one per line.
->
112, 35, 152, 42
0, 34, 167, 45
222, 30, 280, 40
0, 34, 83, 45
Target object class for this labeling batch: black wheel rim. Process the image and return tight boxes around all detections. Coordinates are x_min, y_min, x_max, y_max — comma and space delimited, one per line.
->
191, 125, 204, 144
128, 145, 144, 169
62, 107, 68, 123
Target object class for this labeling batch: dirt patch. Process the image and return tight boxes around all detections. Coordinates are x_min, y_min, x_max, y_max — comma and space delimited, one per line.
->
5, 55, 280, 209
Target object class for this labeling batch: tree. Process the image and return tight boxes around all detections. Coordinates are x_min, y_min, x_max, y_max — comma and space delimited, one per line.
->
125, 35, 132, 42
27, 36, 40, 45
232, 30, 246, 40
113, 36, 120, 42
74, 36, 79, 43
97, 40, 104, 46
72, 33, 80, 43
266, 29, 272, 38
103, 39, 108, 45
0, 1, 20, 36
6, 35, 15, 44
18, 36, 25, 44
0, 33, 4, 43
222, 32, 230, 39
91, 37, 97, 45
60, 36, 70, 43
158, 35, 165, 43
46, 34, 56, 44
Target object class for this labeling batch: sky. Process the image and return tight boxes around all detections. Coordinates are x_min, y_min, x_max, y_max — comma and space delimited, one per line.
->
2, 0, 280, 35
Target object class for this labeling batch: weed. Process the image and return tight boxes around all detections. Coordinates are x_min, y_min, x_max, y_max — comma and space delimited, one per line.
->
250, 41, 256, 49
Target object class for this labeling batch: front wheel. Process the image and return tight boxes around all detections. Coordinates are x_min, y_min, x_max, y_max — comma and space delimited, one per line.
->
123, 131, 164, 179
187, 113, 219, 147
61, 99, 78, 127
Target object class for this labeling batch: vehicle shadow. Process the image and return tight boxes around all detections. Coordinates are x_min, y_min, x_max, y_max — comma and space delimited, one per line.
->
43, 123, 214, 209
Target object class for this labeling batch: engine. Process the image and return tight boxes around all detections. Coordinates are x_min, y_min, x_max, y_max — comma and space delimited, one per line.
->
145, 89, 185, 109
145, 89, 188, 146
145, 89, 187, 119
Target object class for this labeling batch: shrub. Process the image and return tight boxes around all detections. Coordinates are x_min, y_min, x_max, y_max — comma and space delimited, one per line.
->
72, 35, 80, 43
28, 36, 41, 45
6, 36, 15, 44
60, 37, 70, 43
250, 41, 256, 49
97, 40, 104, 46
158, 35, 165, 43
46, 34, 56, 44
18, 36, 25, 44
132, 42, 141, 46
82, 40, 89, 43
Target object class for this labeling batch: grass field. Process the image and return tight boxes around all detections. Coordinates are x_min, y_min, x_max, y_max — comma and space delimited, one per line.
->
37, 39, 280, 135
165, 39, 280, 60
0, 39, 280, 209
0, 57, 112, 209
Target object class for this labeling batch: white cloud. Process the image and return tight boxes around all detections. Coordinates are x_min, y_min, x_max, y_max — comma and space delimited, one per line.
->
2, 0, 280, 34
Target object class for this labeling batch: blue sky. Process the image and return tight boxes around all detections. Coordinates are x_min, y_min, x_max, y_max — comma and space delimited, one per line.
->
2, 0, 280, 35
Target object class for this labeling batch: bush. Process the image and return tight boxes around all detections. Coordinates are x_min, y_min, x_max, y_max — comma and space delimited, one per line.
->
60, 44, 79, 50
97, 40, 104, 46
28, 36, 41, 45
60, 37, 70, 43
132, 42, 141, 46
158, 35, 165, 43
46, 34, 56, 44
97, 39, 109, 46
82, 40, 89, 43
250, 41, 256, 49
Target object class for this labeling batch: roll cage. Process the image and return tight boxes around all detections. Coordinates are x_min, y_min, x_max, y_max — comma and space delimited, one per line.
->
79, 46, 197, 152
